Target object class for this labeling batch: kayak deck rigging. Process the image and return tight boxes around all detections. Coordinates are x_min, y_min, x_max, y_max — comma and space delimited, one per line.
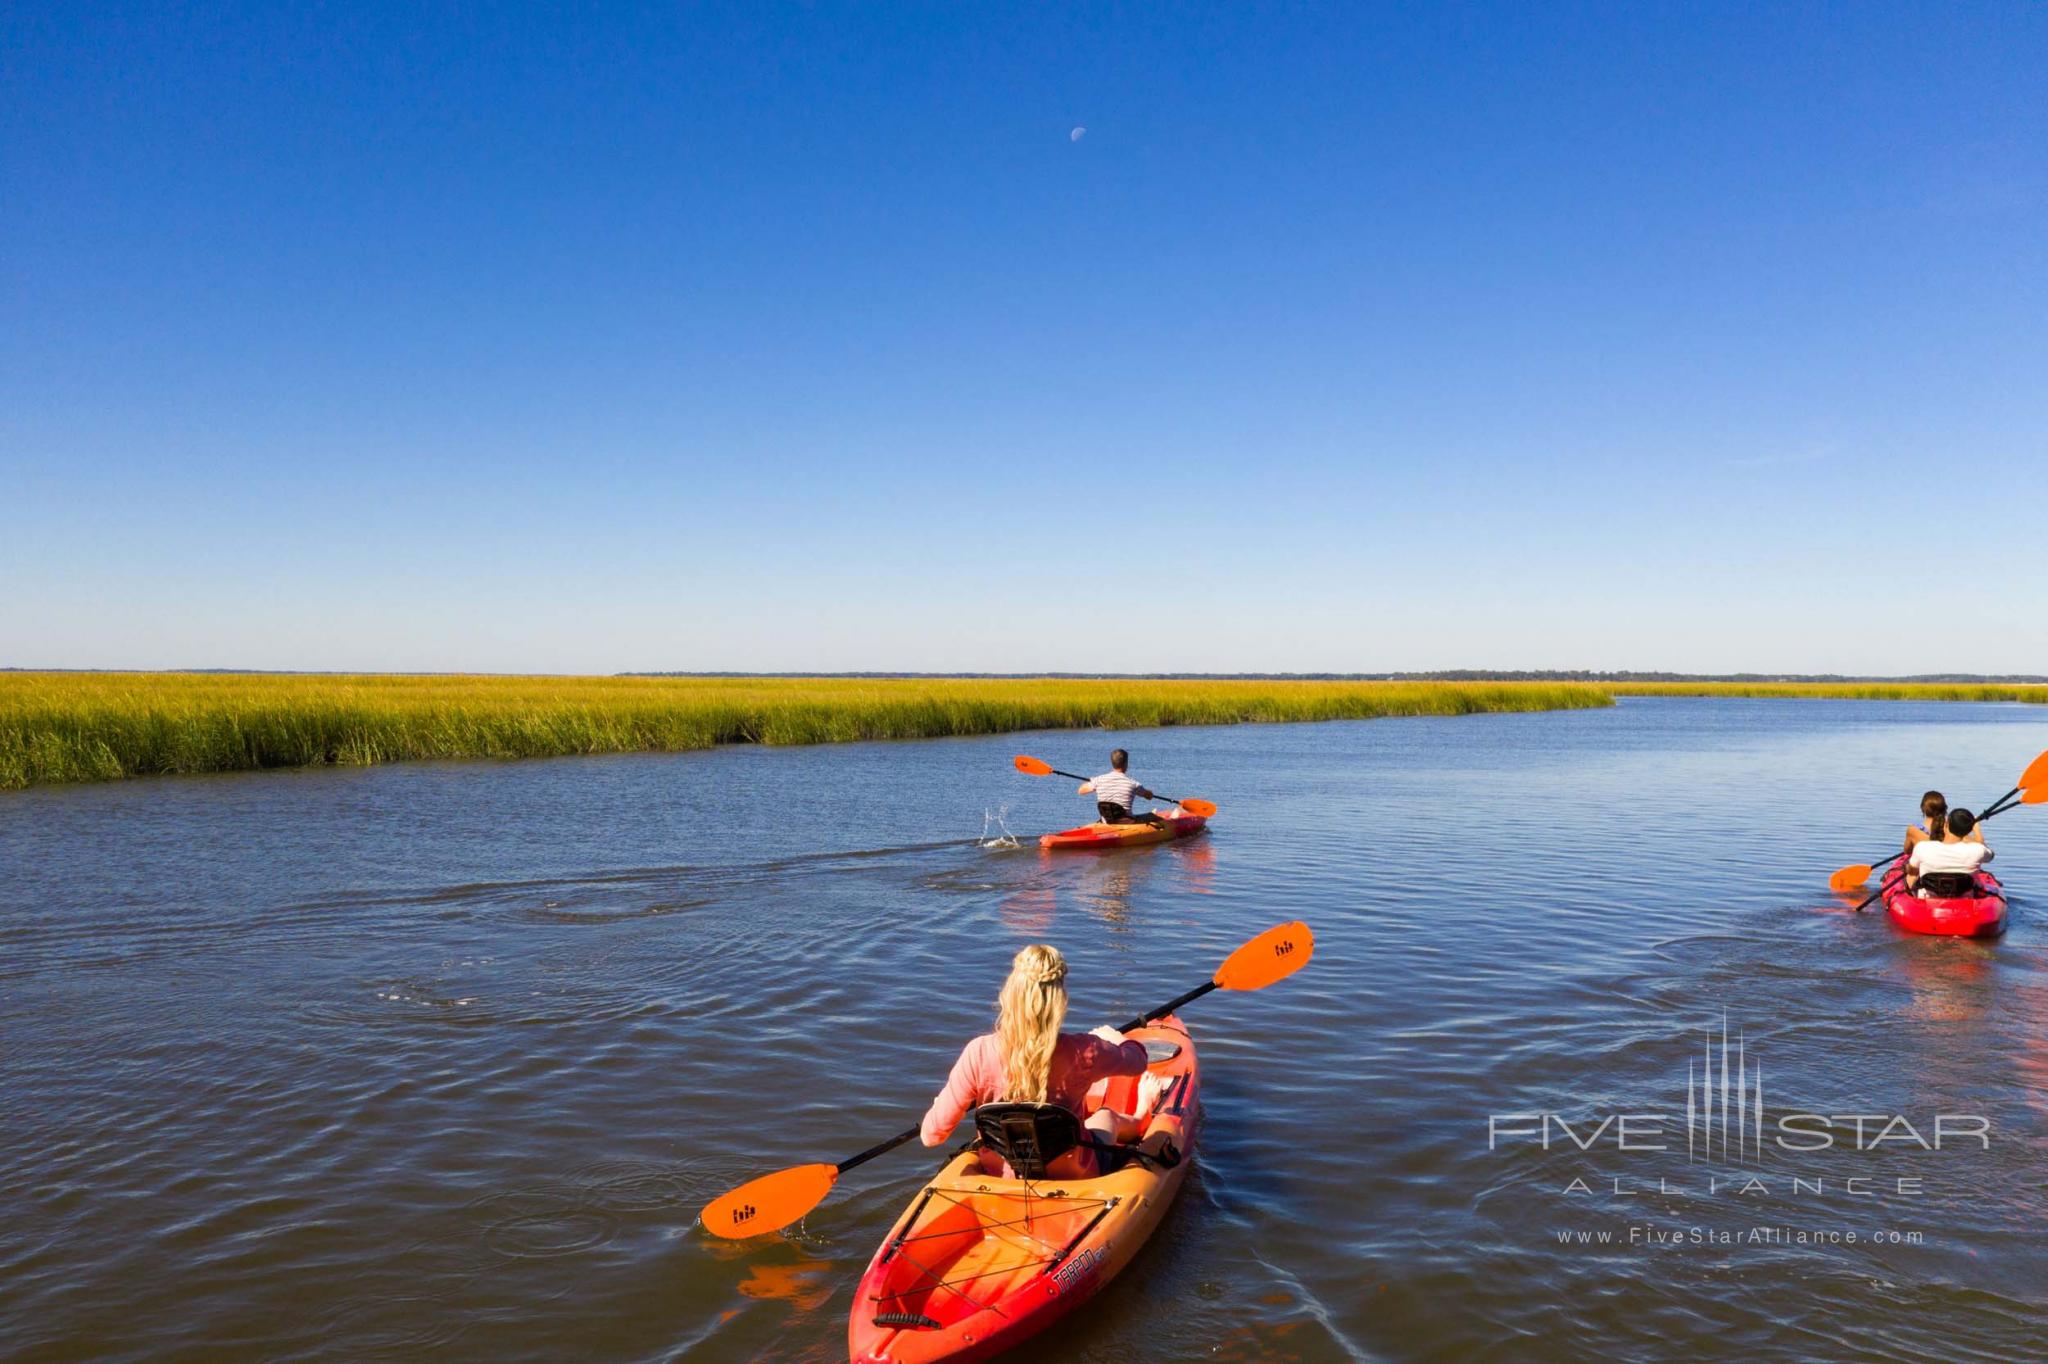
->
867, 1184, 1121, 1326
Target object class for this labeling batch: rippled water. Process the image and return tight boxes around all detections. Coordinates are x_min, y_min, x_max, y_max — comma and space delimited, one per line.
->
5, 699, 2048, 1361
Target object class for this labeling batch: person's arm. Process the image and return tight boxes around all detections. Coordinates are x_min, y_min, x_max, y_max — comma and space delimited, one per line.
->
921, 1042, 986, 1147
1978, 843, 1994, 864
1133, 785, 1155, 803
1966, 825, 1984, 844
1905, 843, 1925, 889
1081, 1025, 1151, 1079
1077, 781, 1094, 795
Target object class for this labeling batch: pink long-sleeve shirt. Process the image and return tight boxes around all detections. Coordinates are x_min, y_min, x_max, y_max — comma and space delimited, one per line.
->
920, 1031, 1151, 1146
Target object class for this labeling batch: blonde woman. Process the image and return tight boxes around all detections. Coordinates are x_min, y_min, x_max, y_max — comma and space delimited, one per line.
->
920, 944, 1150, 1178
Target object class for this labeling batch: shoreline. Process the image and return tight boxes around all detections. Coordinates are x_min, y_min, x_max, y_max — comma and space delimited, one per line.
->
4, 673, 2044, 790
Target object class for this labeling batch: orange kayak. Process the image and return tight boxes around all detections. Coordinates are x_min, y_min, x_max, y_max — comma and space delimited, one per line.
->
1038, 812, 1208, 851
846, 1016, 1201, 1362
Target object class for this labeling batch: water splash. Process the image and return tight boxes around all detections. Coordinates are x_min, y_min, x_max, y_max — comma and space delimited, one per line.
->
979, 806, 1020, 850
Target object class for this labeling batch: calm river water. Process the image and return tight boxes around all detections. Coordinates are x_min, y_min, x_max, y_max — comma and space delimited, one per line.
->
5, 699, 2048, 1361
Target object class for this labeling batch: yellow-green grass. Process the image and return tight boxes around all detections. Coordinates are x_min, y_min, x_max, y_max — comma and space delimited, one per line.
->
0, 673, 1614, 790
1609, 682, 2048, 702
11, 674, 2043, 790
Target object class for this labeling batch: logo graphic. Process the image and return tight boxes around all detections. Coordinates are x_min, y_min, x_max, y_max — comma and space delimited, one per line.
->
1688, 1012, 1764, 1163
731, 1202, 756, 1226
1486, 1012, 1991, 1164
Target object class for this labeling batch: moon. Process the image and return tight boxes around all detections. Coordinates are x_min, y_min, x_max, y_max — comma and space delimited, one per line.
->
1070, 126, 1085, 142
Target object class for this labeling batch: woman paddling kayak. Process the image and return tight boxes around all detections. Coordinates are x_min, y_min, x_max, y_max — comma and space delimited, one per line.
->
920, 944, 1149, 1178
1902, 790, 1982, 858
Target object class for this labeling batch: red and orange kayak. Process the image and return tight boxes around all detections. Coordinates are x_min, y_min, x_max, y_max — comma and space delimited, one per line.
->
846, 1016, 1200, 1362
1881, 867, 2008, 938
1038, 812, 1207, 851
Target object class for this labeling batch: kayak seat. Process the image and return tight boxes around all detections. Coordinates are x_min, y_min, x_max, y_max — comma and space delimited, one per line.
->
975, 1102, 1171, 1180
1918, 871, 1980, 899
973, 1103, 1087, 1179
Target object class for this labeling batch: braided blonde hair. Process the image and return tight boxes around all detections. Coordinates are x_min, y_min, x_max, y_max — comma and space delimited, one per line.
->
996, 944, 1068, 1104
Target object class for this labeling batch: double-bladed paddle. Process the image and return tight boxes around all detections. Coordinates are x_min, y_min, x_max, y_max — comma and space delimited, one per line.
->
1012, 754, 1219, 819
1832, 749, 2048, 912
697, 919, 1314, 1239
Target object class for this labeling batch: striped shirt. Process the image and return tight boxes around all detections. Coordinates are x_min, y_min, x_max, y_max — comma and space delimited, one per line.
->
1089, 770, 1143, 810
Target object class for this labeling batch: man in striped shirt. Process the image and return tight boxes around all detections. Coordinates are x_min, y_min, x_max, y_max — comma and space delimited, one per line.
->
1078, 749, 1166, 827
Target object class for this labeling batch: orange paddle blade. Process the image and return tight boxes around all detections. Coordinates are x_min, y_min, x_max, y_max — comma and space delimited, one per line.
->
2022, 750, 2048, 793
699, 1163, 838, 1240
1013, 755, 1054, 776
2025, 786, 2048, 806
1829, 864, 1874, 893
1177, 798, 1219, 818
1215, 920, 1314, 992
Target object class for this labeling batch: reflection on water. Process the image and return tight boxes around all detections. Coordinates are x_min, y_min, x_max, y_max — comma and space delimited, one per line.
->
3, 699, 2047, 1361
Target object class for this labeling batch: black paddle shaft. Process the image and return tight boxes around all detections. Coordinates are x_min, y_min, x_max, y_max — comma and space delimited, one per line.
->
1116, 979, 1218, 1032
839, 1126, 921, 1175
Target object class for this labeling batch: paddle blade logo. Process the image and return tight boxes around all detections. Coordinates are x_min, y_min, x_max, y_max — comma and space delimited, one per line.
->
1217, 920, 1314, 991
699, 1163, 838, 1239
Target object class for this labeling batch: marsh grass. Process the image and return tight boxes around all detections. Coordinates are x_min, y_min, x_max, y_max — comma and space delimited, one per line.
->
1611, 682, 2048, 702
9, 674, 2041, 790
0, 674, 1612, 789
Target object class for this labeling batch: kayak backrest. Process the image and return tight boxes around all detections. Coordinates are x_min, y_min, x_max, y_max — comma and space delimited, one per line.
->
1918, 872, 1981, 899
972, 1103, 1082, 1180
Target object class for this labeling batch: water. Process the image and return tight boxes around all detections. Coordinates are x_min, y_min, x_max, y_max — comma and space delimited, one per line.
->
4, 698, 2048, 1361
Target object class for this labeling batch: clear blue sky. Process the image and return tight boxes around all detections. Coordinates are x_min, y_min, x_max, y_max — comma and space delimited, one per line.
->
5, 3, 2043, 673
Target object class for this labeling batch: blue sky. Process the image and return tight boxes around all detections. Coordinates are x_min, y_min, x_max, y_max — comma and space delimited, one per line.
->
4, 3, 2043, 673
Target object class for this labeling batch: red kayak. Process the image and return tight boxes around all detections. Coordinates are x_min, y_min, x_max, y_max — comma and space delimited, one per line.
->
1038, 812, 1208, 851
1881, 866, 2008, 938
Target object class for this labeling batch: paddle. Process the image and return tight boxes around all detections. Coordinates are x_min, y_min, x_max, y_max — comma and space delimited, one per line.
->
1012, 754, 1219, 819
1830, 749, 2048, 898
697, 919, 1315, 1240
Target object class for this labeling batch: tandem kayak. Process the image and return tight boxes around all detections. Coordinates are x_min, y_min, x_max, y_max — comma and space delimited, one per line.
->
847, 1016, 1200, 1363
1881, 867, 2009, 938
1038, 811, 1208, 851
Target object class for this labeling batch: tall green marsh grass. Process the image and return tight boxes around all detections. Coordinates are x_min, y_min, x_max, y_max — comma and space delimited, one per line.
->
12, 674, 2041, 790
0, 674, 1613, 789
